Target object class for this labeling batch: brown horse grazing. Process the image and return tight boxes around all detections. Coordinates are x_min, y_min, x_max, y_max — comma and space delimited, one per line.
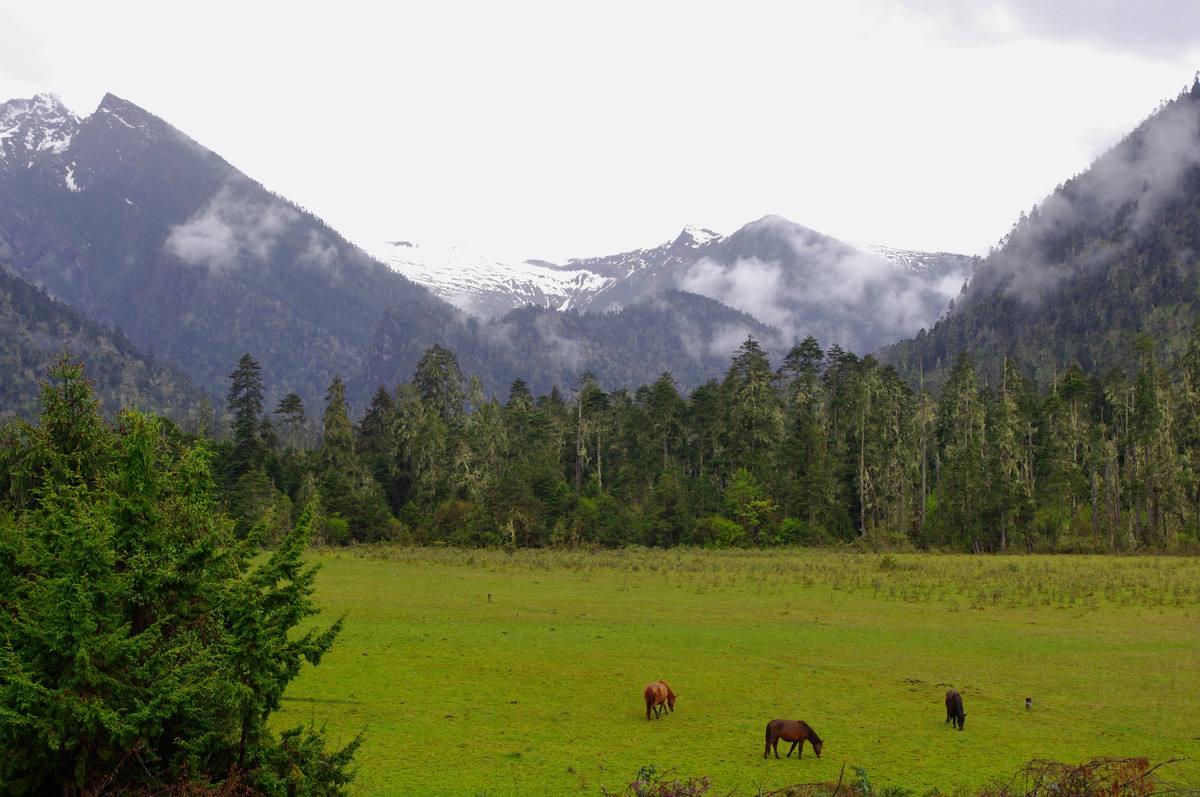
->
763, 719, 823, 759
945, 689, 966, 730
643, 681, 677, 720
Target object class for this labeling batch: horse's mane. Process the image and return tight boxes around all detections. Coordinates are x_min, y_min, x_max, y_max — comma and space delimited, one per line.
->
801, 721, 822, 744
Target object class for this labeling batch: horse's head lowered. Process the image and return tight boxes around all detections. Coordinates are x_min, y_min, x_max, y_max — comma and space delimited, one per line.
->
806, 723, 823, 757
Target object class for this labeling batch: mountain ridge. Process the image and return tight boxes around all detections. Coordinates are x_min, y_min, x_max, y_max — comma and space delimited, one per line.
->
0, 91, 443, 410
0, 92, 801, 411
880, 79, 1200, 387
373, 216, 976, 355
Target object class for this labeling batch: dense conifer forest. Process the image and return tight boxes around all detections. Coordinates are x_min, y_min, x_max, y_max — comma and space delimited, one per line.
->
197, 329, 1200, 553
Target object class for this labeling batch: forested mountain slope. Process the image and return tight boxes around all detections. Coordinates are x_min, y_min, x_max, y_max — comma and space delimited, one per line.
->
0, 265, 200, 421
882, 80, 1200, 386
355, 290, 777, 400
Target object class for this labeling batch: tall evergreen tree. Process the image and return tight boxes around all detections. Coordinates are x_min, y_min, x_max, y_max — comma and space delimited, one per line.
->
318, 376, 390, 542
273, 391, 307, 450
320, 376, 356, 472
358, 386, 395, 456
723, 337, 782, 465
932, 354, 988, 549
227, 353, 265, 480
413, 344, 464, 428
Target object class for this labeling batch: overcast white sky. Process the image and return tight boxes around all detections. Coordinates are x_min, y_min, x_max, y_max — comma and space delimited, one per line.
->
3, 1, 1200, 261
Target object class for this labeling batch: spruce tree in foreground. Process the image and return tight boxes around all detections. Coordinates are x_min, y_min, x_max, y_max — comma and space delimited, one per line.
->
0, 359, 359, 795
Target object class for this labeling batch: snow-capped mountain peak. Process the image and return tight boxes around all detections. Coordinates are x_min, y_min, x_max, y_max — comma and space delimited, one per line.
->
0, 93, 79, 164
373, 239, 612, 318
1, 92, 196, 200
368, 218, 976, 353
373, 224, 727, 319
678, 225, 722, 246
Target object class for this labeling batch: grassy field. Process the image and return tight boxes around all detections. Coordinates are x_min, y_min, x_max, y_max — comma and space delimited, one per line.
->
275, 549, 1200, 796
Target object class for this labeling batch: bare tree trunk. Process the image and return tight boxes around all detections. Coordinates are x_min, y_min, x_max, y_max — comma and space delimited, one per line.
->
920, 421, 927, 530
859, 401, 866, 536
1106, 457, 1119, 551
575, 396, 583, 494
1090, 469, 1100, 544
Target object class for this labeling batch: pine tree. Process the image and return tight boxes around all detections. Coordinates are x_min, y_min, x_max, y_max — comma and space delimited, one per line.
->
273, 391, 307, 450
318, 376, 390, 542
459, 376, 508, 503
779, 339, 837, 534
933, 354, 988, 549
643, 373, 681, 474
227, 353, 265, 480
358, 386, 395, 456
413, 344, 464, 428
723, 337, 782, 464
987, 358, 1034, 551
320, 376, 356, 472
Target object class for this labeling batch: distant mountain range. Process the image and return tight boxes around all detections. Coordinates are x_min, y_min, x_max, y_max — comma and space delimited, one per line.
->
7, 73, 1200, 429
0, 90, 981, 418
0, 92, 799, 410
374, 222, 975, 354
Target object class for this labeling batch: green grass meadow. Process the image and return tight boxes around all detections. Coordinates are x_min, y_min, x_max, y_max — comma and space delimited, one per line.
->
275, 550, 1200, 795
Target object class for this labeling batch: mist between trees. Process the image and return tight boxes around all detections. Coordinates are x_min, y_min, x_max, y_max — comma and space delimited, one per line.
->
199, 323, 1200, 553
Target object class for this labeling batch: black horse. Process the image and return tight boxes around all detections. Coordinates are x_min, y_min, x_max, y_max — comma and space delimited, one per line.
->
945, 689, 966, 730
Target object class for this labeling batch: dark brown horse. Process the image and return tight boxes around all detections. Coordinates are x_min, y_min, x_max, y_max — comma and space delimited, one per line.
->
643, 681, 677, 720
945, 689, 966, 730
763, 719, 823, 759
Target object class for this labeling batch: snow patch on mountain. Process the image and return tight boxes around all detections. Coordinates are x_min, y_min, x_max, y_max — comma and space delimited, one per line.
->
64, 164, 81, 192
372, 239, 613, 317
680, 225, 721, 246
856, 243, 975, 300
371, 225, 727, 318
